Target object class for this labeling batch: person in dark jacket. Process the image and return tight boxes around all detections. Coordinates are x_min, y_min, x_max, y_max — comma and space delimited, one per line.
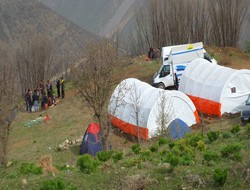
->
25, 89, 32, 112
32, 89, 39, 112
41, 93, 48, 109
61, 77, 65, 99
56, 79, 60, 98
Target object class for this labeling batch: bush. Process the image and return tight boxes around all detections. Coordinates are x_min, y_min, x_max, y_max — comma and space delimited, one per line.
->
168, 141, 175, 149
96, 150, 113, 162
140, 149, 152, 161
196, 140, 206, 151
20, 163, 42, 175
112, 151, 123, 163
220, 143, 242, 161
131, 144, 141, 154
188, 134, 204, 147
207, 131, 220, 143
123, 158, 141, 168
163, 153, 180, 168
245, 124, 250, 136
222, 132, 232, 139
76, 154, 99, 174
231, 125, 241, 134
40, 178, 65, 190
203, 151, 220, 164
149, 144, 159, 152
158, 138, 168, 146
213, 168, 228, 187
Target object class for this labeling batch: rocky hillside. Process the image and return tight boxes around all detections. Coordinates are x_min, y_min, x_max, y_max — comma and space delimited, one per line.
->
0, 0, 99, 61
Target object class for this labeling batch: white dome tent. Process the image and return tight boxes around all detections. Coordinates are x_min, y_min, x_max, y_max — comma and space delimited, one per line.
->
108, 78, 199, 140
179, 58, 250, 116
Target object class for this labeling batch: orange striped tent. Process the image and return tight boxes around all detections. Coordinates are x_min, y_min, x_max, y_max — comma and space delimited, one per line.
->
108, 78, 199, 140
179, 58, 250, 116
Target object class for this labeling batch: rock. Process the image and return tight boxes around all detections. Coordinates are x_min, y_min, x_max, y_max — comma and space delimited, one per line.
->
6, 162, 12, 168
22, 178, 27, 189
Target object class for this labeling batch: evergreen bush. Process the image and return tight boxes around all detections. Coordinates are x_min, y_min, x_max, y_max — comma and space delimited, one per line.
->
76, 154, 99, 174
213, 168, 228, 187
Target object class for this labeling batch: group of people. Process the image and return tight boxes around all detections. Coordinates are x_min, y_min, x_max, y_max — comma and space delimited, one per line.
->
25, 77, 65, 112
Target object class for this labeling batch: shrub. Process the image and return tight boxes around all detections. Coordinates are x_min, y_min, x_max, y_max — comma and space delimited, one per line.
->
158, 138, 168, 146
220, 143, 242, 161
213, 168, 228, 187
40, 178, 65, 190
207, 131, 219, 143
149, 144, 159, 152
96, 150, 113, 162
245, 124, 250, 136
203, 151, 220, 164
76, 154, 99, 174
163, 153, 180, 168
196, 140, 206, 151
222, 132, 232, 139
168, 141, 175, 149
231, 125, 240, 134
140, 149, 152, 161
131, 144, 141, 154
123, 158, 141, 168
112, 151, 123, 163
20, 163, 42, 175
188, 134, 204, 147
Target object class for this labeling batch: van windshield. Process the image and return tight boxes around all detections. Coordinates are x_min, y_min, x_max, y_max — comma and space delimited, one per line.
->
246, 95, 250, 105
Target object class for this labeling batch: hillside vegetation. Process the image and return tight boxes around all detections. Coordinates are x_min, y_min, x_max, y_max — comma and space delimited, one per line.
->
1, 47, 250, 189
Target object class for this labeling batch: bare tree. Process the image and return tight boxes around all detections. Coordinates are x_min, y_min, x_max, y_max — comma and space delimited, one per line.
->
72, 39, 126, 149
208, 0, 249, 47
0, 43, 18, 167
16, 33, 57, 94
129, 82, 144, 142
126, 0, 211, 56
155, 91, 174, 137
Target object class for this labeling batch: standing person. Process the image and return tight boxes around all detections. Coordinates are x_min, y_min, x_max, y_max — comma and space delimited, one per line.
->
56, 79, 60, 98
61, 77, 65, 99
41, 92, 48, 109
46, 80, 51, 97
32, 89, 39, 112
25, 89, 32, 112
50, 80, 53, 96
39, 80, 45, 96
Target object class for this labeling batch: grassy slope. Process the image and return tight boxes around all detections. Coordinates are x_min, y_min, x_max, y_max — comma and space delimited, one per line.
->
1, 48, 250, 189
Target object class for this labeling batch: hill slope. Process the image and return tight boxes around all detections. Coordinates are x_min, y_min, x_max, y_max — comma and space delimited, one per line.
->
0, 0, 99, 60
1, 47, 250, 189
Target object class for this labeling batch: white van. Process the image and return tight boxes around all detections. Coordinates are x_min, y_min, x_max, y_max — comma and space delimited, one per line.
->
153, 42, 216, 89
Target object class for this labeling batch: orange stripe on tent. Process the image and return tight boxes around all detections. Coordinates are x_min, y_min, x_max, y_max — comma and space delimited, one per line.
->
187, 94, 222, 116
109, 115, 149, 140
194, 110, 200, 123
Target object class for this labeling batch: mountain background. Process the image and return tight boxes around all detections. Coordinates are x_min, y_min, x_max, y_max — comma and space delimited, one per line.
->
0, 0, 99, 62
0, 0, 249, 64
36, 0, 250, 49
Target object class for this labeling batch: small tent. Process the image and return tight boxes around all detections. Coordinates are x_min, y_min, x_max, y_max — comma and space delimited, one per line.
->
179, 58, 250, 116
80, 123, 103, 156
108, 78, 199, 140
167, 118, 191, 140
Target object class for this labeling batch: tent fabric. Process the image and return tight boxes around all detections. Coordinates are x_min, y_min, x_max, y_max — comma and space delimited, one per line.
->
179, 58, 250, 116
167, 118, 191, 140
108, 78, 199, 140
80, 123, 103, 156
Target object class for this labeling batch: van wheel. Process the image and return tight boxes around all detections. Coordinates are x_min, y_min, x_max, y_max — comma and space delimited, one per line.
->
157, 83, 165, 89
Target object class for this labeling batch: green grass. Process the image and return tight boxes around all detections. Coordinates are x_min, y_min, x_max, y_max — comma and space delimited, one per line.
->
1, 59, 250, 189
